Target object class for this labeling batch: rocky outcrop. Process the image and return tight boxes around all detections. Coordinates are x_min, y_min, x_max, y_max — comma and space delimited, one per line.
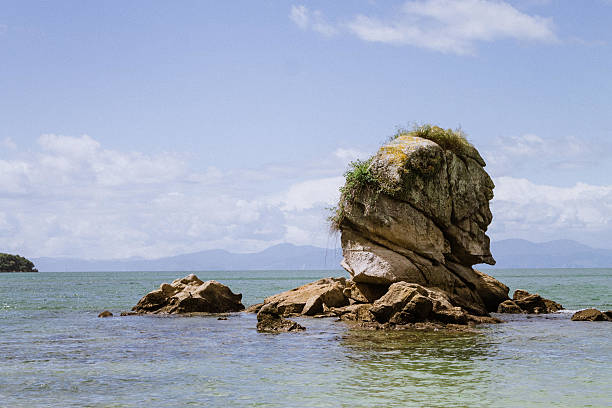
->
131, 274, 245, 314
334, 127, 510, 317
253, 276, 499, 329
252, 126, 563, 330
256, 304, 306, 333
571, 309, 612, 322
496, 290, 563, 314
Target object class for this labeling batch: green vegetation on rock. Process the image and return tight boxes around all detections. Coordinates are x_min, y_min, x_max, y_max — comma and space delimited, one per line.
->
329, 158, 380, 232
329, 124, 475, 232
391, 124, 473, 158
0, 253, 38, 272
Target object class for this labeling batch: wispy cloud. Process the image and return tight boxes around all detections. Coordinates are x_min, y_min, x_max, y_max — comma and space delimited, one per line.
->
289, 5, 337, 36
290, 1, 557, 55
1, 137, 16, 150
484, 133, 612, 175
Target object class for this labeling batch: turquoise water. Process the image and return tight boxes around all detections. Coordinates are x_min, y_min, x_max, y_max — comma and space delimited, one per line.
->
1, 269, 610, 407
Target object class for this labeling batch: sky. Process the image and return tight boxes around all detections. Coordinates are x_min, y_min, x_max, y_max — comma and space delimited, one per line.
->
1, 0, 612, 259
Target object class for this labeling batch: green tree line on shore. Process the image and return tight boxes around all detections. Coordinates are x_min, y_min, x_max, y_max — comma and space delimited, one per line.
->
0, 253, 38, 272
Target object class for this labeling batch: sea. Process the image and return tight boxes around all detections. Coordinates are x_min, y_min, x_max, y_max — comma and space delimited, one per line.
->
1, 268, 610, 407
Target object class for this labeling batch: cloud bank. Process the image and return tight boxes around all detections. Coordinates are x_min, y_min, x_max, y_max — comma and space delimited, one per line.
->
0, 135, 354, 259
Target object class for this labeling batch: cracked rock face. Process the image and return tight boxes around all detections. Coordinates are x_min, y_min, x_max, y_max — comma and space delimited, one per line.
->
338, 132, 508, 314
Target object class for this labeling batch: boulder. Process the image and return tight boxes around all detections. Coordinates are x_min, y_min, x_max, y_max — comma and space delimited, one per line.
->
256, 304, 305, 333
335, 127, 510, 314
98, 310, 113, 318
571, 308, 611, 322
369, 282, 468, 326
497, 300, 523, 314
261, 277, 349, 316
512, 289, 563, 314
131, 274, 245, 314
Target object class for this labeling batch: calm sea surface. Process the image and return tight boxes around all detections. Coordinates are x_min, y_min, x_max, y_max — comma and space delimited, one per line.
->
1, 269, 611, 407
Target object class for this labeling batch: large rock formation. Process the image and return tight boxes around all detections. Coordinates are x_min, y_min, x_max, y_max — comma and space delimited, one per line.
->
334, 126, 509, 317
254, 126, 513, 329
131, 274, 245, 314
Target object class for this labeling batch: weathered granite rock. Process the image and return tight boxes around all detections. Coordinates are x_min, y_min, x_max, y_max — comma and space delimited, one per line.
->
497, 300, 523, 314
336, 127, 509, 315
261, 277, 349, 316
256, 304, 305, 333
512, 289, 563, 314
131, 274, 245, 314
571, 308, 611, 322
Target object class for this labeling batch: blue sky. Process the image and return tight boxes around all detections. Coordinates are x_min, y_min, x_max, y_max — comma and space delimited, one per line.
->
1, 0, 612, 259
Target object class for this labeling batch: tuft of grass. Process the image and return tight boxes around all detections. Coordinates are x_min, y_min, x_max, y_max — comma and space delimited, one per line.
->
390, 124, 473, 157
328, 158, 379, 232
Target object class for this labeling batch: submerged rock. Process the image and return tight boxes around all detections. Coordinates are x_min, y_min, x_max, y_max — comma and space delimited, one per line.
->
256, 304, 305, 333
98, 310, 113, 318
131, 274, 245, 314
571, 309, 611, 322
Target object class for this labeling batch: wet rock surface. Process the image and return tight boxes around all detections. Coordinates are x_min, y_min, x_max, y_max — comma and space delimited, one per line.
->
496, 289, 564, 314
256, 304, 305, 333
131, 274, 245, 314
571, 308, 612, 322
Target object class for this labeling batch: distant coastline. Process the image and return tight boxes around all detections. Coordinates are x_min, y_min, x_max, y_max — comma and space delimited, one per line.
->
29, 239, 612, 272
0, 253, 38, 272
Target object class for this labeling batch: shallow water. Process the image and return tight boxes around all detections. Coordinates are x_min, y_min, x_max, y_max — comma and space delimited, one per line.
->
1, 269, 610, 407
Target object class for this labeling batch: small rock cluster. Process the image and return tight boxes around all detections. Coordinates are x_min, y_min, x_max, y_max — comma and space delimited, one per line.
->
497, 289, 563, 314
130, 274, 245, 314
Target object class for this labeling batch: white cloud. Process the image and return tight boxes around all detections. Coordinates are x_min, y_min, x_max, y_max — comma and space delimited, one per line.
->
1, 137, 17, 150
290, 5, 309, 29
0, 134, 352, 259
490, 177, 612, 245
289, 5, 338, 36
290, 1, 556, 55
281, 176, 344, 212
347, 0, 557, 54
484, 133, 610, 175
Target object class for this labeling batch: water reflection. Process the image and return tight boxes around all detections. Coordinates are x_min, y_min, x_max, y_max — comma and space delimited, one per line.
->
337, 327, 497, 407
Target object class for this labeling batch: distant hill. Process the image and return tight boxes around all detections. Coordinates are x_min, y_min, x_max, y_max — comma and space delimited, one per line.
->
486, 239, 612, 268
33, 243, 344, 272
0, 253, 38, 272
32, 239, 612, 272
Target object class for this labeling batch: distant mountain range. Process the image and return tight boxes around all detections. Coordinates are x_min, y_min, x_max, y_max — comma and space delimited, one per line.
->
33, 243, 344, 272
488, 239, 612, 268
32, 239, 612, 272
